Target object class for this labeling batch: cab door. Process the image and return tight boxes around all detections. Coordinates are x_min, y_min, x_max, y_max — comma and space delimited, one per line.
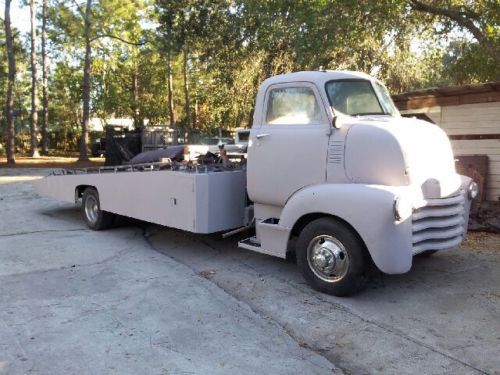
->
247, 82, 331, 207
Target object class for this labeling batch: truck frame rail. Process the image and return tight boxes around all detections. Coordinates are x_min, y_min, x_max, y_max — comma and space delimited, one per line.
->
51, 160, 244, 176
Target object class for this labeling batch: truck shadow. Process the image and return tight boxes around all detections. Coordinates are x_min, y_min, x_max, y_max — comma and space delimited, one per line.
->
358, 247, 494, 301
38, 205, 82, 222
39, 206, 494, 300
126, 220, 493, 299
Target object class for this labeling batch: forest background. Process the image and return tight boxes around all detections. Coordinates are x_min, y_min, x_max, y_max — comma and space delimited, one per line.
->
1, 0, 499, 162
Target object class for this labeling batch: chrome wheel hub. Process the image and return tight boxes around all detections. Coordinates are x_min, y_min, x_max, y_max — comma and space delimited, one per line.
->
85, 195, 99, 224
307, 235, 349, 282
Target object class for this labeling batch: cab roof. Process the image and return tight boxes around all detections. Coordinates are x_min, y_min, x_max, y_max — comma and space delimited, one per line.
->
261, 70, 374, 88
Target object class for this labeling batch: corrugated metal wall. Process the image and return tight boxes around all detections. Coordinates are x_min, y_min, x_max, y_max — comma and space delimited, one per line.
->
441, 103, 500, 135
452, 139, 500, 202
400, 102, 500, 202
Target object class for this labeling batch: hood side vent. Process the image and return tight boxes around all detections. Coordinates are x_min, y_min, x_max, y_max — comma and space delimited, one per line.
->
328, 140, 344, 164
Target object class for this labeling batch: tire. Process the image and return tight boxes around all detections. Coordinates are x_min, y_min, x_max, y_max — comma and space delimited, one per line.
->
81, 187, 115, 230
91, 144, 100, 157
296, 217, 368, 296
416, 250, 437, 258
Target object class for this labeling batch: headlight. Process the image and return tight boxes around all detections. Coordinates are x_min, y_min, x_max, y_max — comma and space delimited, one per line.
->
394, 197, 413, 222
468, 181, 479, 200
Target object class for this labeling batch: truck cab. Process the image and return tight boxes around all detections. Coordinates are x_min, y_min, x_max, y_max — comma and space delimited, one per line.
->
240, 70, 477, 295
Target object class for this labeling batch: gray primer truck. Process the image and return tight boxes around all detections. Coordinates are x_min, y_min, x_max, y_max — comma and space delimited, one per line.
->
34, 70, 478, 296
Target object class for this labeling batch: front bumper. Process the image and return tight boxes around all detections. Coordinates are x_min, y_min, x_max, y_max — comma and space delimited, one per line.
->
372, 174, 472, 274
411, 178, 471, 255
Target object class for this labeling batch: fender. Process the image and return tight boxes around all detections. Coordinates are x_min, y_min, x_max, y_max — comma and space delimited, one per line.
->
279, 183, 414, 274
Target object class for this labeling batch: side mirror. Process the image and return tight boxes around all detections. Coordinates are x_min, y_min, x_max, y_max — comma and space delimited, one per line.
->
332, 115, 343, 129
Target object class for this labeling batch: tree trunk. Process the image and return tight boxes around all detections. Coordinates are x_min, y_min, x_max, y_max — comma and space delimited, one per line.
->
193, 99, 198, 129
183, 49, 191, 130
4, 0, 16, 165
63, 123, 68, 151
41, 0, 49, 155
79, 0, 92, 161
132, 64, 140, 128
166, 53, 176, 144
167, 54, 175, 127
30, 0, 40, 158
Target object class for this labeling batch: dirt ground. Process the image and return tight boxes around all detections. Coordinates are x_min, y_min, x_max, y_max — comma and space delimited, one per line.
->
0, 168, 337, 375
461, 230, 500, 252
1, 167, 499, 374
0, 156, 104, 169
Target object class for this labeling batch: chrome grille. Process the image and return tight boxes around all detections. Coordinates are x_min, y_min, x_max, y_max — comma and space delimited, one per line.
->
412, 191, 467, 255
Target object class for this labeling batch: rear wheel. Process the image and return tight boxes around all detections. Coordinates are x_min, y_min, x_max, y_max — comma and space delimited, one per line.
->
81, 187, 115, 230
296, 217, 368, 296
416, 250, 437, 258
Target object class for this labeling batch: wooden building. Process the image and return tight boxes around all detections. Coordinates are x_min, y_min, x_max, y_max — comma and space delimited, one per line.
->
393, 82, 500, 202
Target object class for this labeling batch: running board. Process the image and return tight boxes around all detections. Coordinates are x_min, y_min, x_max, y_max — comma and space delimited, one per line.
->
239, 236, 261, 249
238, 235, 286, 258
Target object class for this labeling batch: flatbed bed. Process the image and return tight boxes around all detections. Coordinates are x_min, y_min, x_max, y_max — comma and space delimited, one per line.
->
34, 161, 247, 234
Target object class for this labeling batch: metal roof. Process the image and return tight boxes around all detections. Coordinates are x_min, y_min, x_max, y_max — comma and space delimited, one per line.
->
393, 81, 500, 101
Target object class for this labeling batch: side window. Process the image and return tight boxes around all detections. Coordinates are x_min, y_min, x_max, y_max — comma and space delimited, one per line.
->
266, 87, 324, 125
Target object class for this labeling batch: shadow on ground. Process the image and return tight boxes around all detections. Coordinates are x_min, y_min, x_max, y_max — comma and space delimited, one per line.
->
38, 204, 497, 375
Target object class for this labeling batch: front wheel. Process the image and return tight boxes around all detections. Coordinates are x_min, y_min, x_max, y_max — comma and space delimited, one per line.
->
82, 187, 115, 230
296, 218, 368, 296
415, 250, 437, 258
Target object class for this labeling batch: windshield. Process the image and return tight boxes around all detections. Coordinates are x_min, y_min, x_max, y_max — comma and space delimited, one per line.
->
200, 138, 220, 145
373, 81, 399, 116
325, 80, 397, 117
237, 131, 250, 142
200, 137, 234, 145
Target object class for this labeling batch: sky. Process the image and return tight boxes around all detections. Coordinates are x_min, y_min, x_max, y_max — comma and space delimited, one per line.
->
4, 0, 470, 65
12, 1, 31, 34
5, 1, 159, 34
1, 0, 31, 34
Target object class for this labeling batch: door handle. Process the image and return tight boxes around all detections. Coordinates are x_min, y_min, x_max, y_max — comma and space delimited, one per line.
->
256, 133, 270, 139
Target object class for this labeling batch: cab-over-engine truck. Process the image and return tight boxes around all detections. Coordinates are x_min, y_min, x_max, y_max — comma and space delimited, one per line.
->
34, 71, 478, 296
